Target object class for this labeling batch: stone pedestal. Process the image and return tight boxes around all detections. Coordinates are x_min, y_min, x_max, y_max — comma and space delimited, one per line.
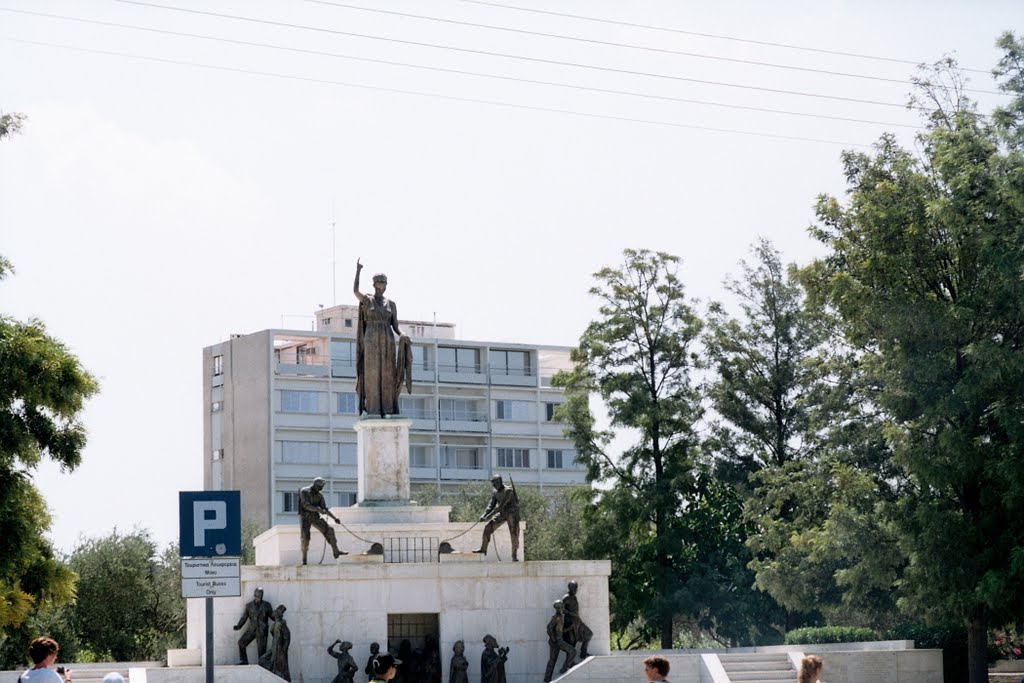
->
355, 417, 411, 504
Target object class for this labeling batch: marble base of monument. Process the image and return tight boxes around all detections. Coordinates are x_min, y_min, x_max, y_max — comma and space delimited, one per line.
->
355, 417, 411, 504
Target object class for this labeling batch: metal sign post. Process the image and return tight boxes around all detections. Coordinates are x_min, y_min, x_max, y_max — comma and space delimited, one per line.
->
179, 491, 242, 683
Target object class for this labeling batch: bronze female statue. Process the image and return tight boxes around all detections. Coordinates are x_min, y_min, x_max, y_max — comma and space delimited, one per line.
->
353, 259, 412, 417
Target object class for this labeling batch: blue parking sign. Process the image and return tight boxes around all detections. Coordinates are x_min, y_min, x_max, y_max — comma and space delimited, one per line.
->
179, 491, 241, 557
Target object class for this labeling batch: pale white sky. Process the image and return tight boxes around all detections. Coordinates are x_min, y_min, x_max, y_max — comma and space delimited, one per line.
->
1, 0, 1017, 553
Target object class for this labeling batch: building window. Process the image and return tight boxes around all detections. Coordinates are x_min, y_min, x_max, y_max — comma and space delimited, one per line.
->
344, 318, 353, 328
212, 448, 224, 461
545, 402, 562, 421
337, 442, 357, 465
442, 446, 482, 469
331, 341, 356, 368
411, 345, 430, 371
495, 400, 530, 421
333, 491, 357, 507
546, 449, 577, 469
280, 390, 320, 413
337, 392, 359, 414
439, 398, 483, 422
400, 396, 432, 419
496, 447, 531, 468
409, 445, 433, 468
211, 401, 223, 413
490, 349, 531, 376
282, 491, 299, 513
279, 441, 324, 464
213, 354, 223, 376
437, 346, 480, 373
322, 317, 332, 326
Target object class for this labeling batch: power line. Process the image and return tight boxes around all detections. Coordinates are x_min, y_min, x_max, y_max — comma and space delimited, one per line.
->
0, 7, 921, 130
0, 36, 873, 148
305, 0, 1002, 96
110, 0, 918, 110
456, 0, 994, 76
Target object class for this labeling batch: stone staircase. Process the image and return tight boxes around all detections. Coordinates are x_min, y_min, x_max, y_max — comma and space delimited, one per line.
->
718, 652, 795, 683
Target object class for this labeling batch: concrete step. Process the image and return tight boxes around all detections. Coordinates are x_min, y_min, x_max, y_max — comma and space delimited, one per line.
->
721, 660, 793, 672
725, 673, 794, 682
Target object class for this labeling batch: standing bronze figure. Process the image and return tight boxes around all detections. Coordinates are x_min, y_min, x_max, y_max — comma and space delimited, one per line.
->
479, 634, 508, 683
299, 477, 346, 564
327, 640, 360, 683
543, 601, 576, 682
259, 604, 291, 681
449, 640, 469, 683
561, 581, 593, 659
473, 475, 521, 561
234, 587, 274, 664
353, 259, 412, 417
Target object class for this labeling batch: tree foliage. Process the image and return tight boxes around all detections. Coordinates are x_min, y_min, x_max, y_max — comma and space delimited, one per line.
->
66, 529, 184, 662
802, 48, 1024, 683
554, 249, 710, 648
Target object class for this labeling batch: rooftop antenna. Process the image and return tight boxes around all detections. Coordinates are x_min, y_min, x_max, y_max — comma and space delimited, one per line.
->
330, 200, 337, 306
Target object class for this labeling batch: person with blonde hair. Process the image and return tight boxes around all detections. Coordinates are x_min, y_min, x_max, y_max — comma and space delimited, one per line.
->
798, 655, 823, 683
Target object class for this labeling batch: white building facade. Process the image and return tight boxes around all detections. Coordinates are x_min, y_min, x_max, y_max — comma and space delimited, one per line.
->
203, 305, 585, 531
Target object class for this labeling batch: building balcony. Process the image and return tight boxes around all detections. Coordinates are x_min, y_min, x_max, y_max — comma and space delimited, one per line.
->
437, 364, 487, 385
489, 369, 537, 387
438, 412, 488, 433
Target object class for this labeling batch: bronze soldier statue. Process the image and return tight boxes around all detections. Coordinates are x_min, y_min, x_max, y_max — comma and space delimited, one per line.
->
473, 475, 520, 561
561, 580, 593, 659
544, 601, 576, 682
299, 477, 346, 564
233, 587, 274, 664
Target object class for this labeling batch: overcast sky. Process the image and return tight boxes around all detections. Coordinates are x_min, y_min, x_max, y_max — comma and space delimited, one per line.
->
1, 0, 1018, 553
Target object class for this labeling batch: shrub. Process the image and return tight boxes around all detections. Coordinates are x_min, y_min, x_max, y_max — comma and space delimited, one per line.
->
784, 626, 876, 645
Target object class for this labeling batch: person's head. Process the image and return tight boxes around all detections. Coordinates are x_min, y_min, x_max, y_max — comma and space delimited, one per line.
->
28, 637, 59, 666
643, 656, 670, 681
482, 634, 497, 649
799, 655, 823, 683
102, 674, 125, 683
370, 642, 380, 654
312, 477, 326, 491
453, 640, 464, 655
553, 600, 564, 613
372, 653, 400, 680
372, 274, 388, 296
490, 474, 503, 490
339, 641, 352, 652
567, 580, 578, 595
273, 604, 287, 620
253, 587, 264, 601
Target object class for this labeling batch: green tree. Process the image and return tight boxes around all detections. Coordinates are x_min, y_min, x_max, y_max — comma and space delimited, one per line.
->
707, 240, 901, 629
802, 49, 1024, 683
554, 249, 704, 649
705, 239, 823, 476
66, 529, 184, 662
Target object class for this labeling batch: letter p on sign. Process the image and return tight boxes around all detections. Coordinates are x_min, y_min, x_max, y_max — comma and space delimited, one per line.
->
193, 501, 227, 547
179, 491, 241, 557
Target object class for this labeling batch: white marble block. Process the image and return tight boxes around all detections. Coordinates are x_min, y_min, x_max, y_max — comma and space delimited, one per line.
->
355, 417, 412, 504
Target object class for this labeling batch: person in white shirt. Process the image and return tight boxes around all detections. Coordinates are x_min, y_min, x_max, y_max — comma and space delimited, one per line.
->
20, 637, 69, 683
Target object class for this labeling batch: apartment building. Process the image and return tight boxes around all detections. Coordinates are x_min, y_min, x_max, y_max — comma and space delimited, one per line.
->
203, 304, 585, 531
